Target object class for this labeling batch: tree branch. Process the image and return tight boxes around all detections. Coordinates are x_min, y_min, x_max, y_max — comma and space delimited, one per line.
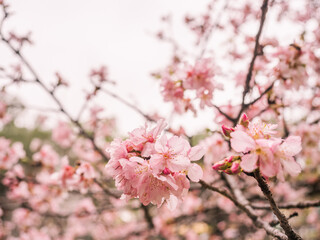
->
199, 179, 288, 239
235, 0, 269, 125
141, 204, 155, 229
254, 170, 302, 240
252, 200, 320, 210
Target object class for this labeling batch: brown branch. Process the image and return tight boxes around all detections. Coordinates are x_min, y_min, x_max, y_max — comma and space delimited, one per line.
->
235, 0, 269, 125
254, 171, 302, 240
141, 204, 155, 229
269, 212, 298, 227
0, 17, 109, 162
213, 104, 235, 122
94, 179, 121, 198
243, 81, 275, 108
199, 179, 288, 239
252, 200, 320, 210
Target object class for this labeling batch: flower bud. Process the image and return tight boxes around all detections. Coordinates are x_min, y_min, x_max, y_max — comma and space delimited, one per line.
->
239, 113, 249, 128
212, 156, 241, 175
221, 125, 235, 138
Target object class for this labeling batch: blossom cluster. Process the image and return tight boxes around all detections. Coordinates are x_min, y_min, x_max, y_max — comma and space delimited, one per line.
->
105, 120, 204, 209
0, 137, 25, 170
50, 158, 96, 194
213, 114, 302, 180
155, 58, 218, 114
273, 44, 308, 89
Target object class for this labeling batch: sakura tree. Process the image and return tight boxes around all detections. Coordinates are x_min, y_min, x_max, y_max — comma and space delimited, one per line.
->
0, 0, 320, 239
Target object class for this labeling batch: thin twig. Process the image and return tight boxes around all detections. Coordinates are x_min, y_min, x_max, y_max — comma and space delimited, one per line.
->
252, 200, 320, 210
199, 179, 288, 239
269, 212, 298, 227
94, 179, 121, 199
235, 0, 269, 125
141, 204, 155, 229
254, 170, 302, 240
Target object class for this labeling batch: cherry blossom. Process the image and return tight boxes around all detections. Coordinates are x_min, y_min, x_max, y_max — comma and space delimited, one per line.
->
0, 137, 25, 170
52, 121, 75, 148
218, 114, 302, 178
105, 120, 204, 209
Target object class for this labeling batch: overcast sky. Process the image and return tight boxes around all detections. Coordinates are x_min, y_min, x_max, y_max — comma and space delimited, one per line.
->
0, 0, 221, 135
0, 0, 307, 135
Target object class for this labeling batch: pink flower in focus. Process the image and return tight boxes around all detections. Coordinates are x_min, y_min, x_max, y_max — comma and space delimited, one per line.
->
105, 120, 204, 209
231, 130, 277, 177
225, 114, 302, 178
273, 136, 302, 180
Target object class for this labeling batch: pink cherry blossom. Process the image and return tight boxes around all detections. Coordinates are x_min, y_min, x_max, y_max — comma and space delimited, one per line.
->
105, 120, 204, 209
33, 144, 59, 168
224, 114, 302, 178
0, 137, 25, 170
52, 121, 75, 148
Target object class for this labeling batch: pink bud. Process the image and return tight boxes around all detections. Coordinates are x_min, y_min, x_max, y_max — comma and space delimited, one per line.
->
230, 161, 241, 174
239, 113, 249, 128
212, 159, 228, 171
226, 156, 234, 163
162, 167, 171, 175
221, 125, 235, 138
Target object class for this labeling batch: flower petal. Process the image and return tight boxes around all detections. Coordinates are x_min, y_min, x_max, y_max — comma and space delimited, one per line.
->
281, 156, 301, 176
230, 130, 255, 153
167, 156, 190, 172
189, 146, 205, 161
187, 163, 203, 182
281, 136, 302, 156
240, 154, 258, 172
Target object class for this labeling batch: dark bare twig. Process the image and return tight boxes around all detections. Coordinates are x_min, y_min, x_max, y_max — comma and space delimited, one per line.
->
244, 81, 275, 108
199, 179, 288, 239
269, 212, 298, 227
213, 104, 235, 122
254, 170, 302, 240
252, 200, 320, 210
94, 179, 121, 198
235, 0, 270, 125
141, 204, 155, 229
0, 11, 108, 162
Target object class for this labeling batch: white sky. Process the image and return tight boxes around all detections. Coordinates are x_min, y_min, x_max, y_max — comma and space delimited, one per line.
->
0, 0, 308, 135
1, 0, 219, 135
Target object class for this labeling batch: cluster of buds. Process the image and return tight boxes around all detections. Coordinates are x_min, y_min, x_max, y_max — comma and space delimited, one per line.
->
212, 155, 241, 174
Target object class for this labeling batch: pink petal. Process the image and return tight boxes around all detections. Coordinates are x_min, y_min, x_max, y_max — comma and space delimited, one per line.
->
259, 149, 277, 177
282, 156, 301, 176
240, 154, 258, 172
230, 130, 255, 153
189, 146, 205, 161
281, 136, 302, 156
149, 154, 165, 174
187, 163, 203, 182
151, 119, 167, 138
167, 156, 190, 172
166, 195, 178, 210
141, 142, 154, 157
154, 135, 168, 153
168, 136, 189, 154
